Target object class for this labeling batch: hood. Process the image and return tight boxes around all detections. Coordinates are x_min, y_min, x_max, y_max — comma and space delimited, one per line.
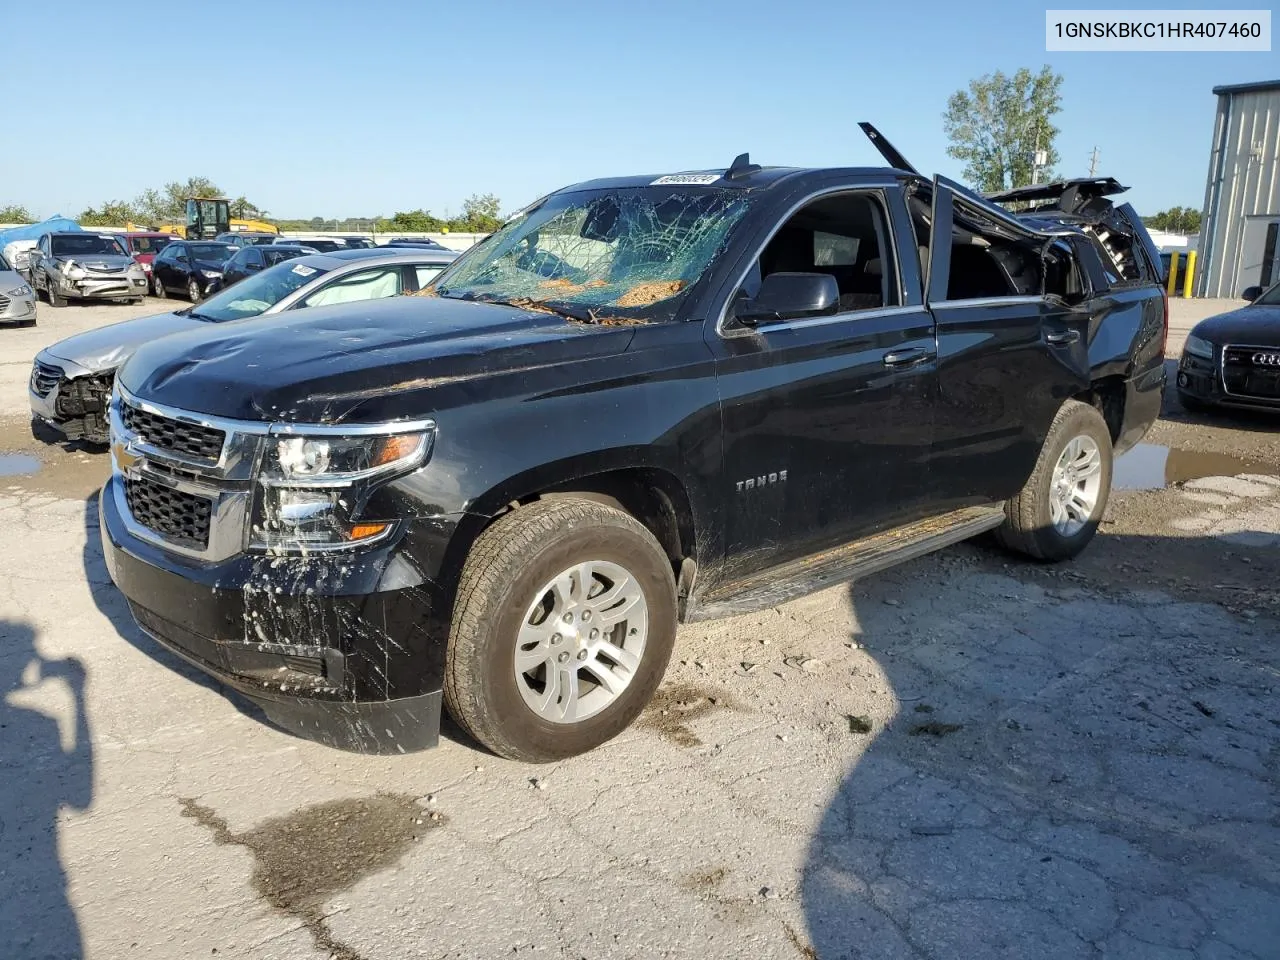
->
193, 258, 228, 273
1193, 303, 1280, 347
1, 269, 27, 289
60, 253, 139, 273
119, 296, 638, 422
42, 311, 200, 377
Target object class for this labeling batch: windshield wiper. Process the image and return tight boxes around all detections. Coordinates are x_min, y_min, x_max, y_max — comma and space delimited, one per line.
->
187, 309, 219, 322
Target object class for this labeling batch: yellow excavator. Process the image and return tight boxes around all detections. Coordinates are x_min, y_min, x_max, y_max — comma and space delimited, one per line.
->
154, 199, 279, 239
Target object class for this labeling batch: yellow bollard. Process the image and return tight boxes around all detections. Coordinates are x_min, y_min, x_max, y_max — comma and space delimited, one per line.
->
1182, 250, 1197, 299
1166, 251, 1180, 296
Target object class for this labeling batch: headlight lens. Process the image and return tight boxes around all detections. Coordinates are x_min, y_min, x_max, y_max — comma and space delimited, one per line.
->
201, 269, 222, 279
4, 284, 32, 297
1184, 334, 1214, 360
250, 427, 433, 552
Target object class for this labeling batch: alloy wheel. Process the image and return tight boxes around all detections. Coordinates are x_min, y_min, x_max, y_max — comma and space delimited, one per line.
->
1049, 435, 1103, 537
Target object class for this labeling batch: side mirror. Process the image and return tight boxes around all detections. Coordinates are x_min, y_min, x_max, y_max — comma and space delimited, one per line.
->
736, 272, 840, 325
1241, 286, 1263, 302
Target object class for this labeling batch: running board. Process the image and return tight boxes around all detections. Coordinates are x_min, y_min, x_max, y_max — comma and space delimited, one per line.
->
689, 506, 1005, 622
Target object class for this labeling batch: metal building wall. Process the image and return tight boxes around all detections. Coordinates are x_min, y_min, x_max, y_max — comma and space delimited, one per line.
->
1199, 83, 1280, 297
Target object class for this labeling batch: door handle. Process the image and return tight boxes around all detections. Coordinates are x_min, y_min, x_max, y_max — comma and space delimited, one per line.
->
882, 347, 935, 367
1046, 330, 1081, 345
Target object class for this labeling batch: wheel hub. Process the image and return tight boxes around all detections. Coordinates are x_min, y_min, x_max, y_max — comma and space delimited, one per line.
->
514, 559, 648, 724
1049, 434, 1103, 537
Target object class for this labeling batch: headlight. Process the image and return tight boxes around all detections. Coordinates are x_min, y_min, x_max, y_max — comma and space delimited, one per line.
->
201, 270, 222, 279
250, 426, 433, 552
1184, 334, 1214, 360
140, 262, 152, 272
4, 284, 32, 297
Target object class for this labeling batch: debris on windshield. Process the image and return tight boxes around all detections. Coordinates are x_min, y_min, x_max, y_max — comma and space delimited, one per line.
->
404, 286, 439, 298
616, 280, 686, 307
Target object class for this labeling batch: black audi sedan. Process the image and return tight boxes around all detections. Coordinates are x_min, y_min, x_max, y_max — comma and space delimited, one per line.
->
1178, 280, 1280, 413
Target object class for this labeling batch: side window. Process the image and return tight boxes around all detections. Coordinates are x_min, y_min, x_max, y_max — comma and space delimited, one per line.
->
413, 264, 445, 289
300, 267, 403, 308
245, 248, 263, 268
734, 191, 897, 320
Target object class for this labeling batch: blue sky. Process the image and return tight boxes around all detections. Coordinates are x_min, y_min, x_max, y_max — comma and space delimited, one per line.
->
7, 0, 1274, 220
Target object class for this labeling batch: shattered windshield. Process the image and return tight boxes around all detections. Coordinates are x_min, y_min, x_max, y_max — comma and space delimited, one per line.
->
187, 259, 331, 322
435, 188, 751, 321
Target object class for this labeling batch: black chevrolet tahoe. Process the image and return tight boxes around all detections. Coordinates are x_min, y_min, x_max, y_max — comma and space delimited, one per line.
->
100, 133, 1167, 762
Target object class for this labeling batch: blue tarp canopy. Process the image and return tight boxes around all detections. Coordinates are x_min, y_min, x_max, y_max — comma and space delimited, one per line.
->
0, 216, 83, 246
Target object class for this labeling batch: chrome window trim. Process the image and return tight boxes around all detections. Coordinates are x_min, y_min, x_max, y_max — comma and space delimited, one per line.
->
715, 181, 904, 338
930, 294, 1047, 309
748, 304, 924, 335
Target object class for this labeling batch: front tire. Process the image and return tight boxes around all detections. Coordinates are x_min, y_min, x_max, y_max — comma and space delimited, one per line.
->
47, 283, 65, 308
996, 399, 1113, 561
187, 278, 201, 302
444, 497, 678, 762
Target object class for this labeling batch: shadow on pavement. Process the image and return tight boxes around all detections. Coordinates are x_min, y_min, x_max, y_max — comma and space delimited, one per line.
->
802, 529, 1280, 958
0, 618, 91, 960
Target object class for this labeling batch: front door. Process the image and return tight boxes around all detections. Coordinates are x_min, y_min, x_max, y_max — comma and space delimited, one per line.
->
707, 186, 938, 578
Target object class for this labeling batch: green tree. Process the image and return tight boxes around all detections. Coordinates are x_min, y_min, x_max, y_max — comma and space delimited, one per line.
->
134, 177, 224, 223
230, 196, 269, 221
377, 209, 444, 233
1144, 207, 1202, 234
455, 193, 502, 233
0, 204, 32, 223
78, 200, 138, 226
943, 66, 1064, 193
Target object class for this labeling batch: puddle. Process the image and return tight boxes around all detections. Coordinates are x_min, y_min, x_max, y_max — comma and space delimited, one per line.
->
1113, 444, 1277, 491
0, 453, 40, 476
0, 417, 112, 500
181, 793, 440, 960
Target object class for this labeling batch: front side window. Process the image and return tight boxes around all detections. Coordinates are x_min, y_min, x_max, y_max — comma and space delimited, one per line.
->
301, 267, 402, 307
436, 187, 751, 322
186, 260, 333, 322
732, 191, 896, 318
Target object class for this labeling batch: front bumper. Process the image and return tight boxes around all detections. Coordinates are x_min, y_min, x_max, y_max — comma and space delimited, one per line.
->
28, 359, 113, 443
99, 476, 448, 753
1177, 351, 1280, 413
0, 293, 36, 322
57, 272, 149, 301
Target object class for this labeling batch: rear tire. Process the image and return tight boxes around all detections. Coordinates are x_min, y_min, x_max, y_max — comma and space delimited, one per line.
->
996, 400, 1113, 562
444, 497, 678, 762
152, 275, 166, 299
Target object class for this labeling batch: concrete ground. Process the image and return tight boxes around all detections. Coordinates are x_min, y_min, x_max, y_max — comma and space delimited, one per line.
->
1, 297, 1277, 960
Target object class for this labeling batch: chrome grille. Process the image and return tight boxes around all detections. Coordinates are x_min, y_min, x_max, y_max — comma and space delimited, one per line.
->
122, 402, 226, 461
1223, 346, 1280, 400
31, 360, 62, 397
124, 476, 212, 549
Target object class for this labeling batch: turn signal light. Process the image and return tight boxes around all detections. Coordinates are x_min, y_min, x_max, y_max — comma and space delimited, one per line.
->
347, 522, 389, 541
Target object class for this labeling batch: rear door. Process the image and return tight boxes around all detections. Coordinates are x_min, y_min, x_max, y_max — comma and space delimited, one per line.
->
924, 177, 1090, 510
